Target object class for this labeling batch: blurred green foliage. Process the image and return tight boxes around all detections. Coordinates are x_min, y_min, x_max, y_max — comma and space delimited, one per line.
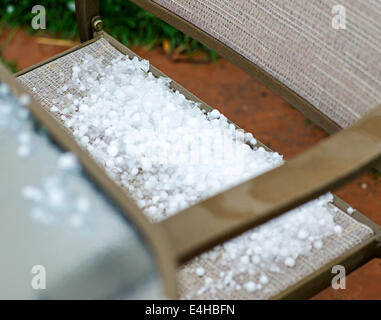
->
0, 56, 16, 72
0, 0, 217, 60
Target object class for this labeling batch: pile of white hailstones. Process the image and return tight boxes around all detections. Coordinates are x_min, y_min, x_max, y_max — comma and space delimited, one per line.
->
55, 54, 282, 221
190, 193, 342, 297
49, 54, 344, 294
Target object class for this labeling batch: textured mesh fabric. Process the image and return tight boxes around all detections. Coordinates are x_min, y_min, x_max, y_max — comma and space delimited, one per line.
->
17, 38, 375, 299
179, 206, 373, 299
153, 0, 381, 128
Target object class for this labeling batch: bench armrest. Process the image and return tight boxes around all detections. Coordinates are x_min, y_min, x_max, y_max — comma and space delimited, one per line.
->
160, 105, 381, 263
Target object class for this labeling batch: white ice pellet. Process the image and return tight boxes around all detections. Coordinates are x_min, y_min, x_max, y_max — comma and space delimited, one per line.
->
334, 225, 343, 234
18, 132, 31, 144
314, 240, 323, 249
259, 275, 269, 285
0, 83, 9, 94
79, 104, 89, 112
240, 255, 250, 265
284, 257, 295, 268
17, 144, 31, 157
244, 281, 256, 292
196, 267, 205, 277
297, 229, 308, 240
244, 132, 254, 142
130, 167, 139, 176
209, 109, 220, 119
22, 185, 43, 202
57, 153, 78, 171
107, 145, 119, 157
80, 136, 89, 145
47, 188, 65, 207
141, 157, 152, 171
18, 93, 30, 106
346, 207, 355, 215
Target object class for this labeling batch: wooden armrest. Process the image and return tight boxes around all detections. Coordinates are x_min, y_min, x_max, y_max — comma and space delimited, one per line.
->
160, 105, 381, 263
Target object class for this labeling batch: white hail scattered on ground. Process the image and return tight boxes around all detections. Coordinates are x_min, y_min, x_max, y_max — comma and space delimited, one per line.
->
46, 55, 343, 294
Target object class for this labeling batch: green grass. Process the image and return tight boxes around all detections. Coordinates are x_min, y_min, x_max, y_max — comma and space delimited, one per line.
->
0, 27, 17, 72
0, 0, 217, 60
0, 55, 16, 72
304, 119, 313, 127
370, 168, 381, 180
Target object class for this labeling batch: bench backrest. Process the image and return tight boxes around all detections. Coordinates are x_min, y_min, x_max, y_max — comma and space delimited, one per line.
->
128, 0, 381, 131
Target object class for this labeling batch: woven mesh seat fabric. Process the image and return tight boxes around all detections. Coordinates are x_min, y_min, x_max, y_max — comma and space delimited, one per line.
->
179, 206, 372, 299
17, 38, 374, 299
153, 0, 381, 128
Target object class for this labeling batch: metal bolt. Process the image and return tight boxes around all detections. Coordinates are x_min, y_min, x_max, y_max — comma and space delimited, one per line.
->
93, 18, 103, 32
